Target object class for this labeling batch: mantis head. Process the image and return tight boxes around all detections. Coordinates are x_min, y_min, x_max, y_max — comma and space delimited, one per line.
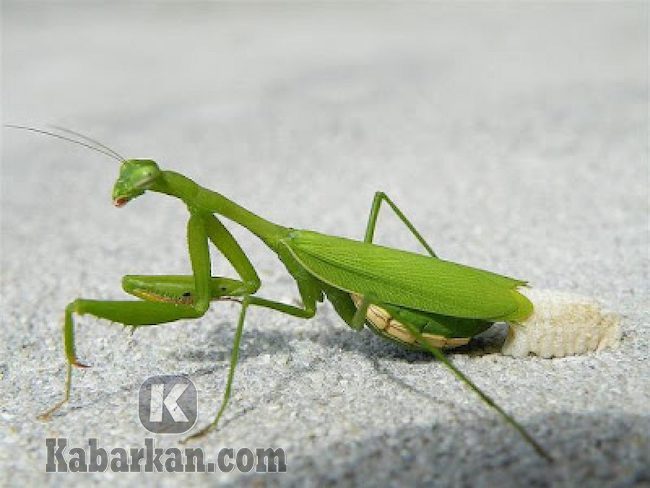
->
6, 125, 166, 208
4, 125, 160, 208
112, 159, 162, 207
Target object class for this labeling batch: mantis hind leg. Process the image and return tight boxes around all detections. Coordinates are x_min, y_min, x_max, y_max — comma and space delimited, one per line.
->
353, 296, 552, 461
364, 191, 437, 257
398, 314, 552, 461
329, 192, 440, 332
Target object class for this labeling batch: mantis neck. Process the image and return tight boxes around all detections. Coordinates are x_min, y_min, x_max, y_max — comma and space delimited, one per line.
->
153, 171, 290, 249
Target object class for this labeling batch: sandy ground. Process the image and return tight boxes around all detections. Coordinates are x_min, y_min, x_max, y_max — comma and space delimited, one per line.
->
1, 3, 648, 487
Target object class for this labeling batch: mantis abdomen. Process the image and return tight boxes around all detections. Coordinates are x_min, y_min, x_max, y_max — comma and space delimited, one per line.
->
350, 293, 492, 350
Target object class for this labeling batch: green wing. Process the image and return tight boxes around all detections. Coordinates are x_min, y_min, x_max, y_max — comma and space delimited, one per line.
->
283, 230, 532, 322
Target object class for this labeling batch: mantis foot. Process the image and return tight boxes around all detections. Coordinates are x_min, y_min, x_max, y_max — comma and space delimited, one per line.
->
37, 398, 68, 421
180, 423, 216, 444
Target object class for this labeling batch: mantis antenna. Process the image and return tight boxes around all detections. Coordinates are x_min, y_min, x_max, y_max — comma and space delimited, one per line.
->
49, 125, 126, 161
4, 124, 124, 162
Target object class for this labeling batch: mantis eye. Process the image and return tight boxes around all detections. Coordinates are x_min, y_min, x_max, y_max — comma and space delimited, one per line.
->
135, 174, 156, 188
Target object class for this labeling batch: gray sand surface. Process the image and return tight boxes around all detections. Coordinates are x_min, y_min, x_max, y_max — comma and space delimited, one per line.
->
2, 3, 648, 486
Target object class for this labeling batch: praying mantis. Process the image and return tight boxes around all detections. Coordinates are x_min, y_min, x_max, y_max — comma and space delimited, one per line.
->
8, 125, 552, 461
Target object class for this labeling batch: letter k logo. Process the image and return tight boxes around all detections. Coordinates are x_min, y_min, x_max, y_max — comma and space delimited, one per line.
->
139, 376, 197, 433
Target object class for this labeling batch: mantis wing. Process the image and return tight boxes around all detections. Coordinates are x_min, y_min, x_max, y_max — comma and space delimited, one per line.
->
283, 230, 532, 322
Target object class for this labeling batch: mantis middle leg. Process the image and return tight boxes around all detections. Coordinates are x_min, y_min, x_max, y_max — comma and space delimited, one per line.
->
40, 213, 259, 419
184, 282, 319, 441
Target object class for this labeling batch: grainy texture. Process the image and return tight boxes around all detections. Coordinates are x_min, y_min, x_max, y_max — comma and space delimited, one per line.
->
2, 3, 648, 487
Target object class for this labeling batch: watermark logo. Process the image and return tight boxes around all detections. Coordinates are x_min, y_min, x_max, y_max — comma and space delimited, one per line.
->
139, 375, 197, 434
45, 438, 287, 473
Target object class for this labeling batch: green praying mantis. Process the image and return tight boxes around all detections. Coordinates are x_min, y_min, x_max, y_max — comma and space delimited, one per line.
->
8, 125, 552, 461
